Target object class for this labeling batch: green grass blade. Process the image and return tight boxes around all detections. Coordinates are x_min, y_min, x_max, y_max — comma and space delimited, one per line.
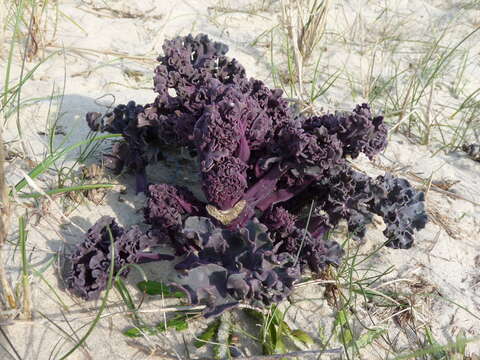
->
137, 280, 186, 298
194, 319, 221, 348
12, 133, 121, 194
392, 336, 480, 360
18, 183, 115, 199
2, 0, 24, 109
1, 51, 61, 118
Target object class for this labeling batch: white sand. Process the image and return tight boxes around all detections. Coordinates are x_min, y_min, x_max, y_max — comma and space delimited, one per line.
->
1, 0, 479, 359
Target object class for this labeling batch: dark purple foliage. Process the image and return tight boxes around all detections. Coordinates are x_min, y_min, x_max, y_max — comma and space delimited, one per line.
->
462, 143, 480, 162
369, 174, 428, 249
144, 183, 203, 254
261, 206, 297, 235
193, 81, 248, 158
144, 184, 201, 231
304, 103, 387, 160
86, 101, 161, 192
67, 216, 173, 300
278, 122, 344, 170
262, 206, 343, 273
202, 157, 248, 210
308, 167, 375, 238
86, 111, 102, 132
67, 216, 122, 300
76, 34, 428, 314
284, 167, 427, 248
171, 217, 300, 317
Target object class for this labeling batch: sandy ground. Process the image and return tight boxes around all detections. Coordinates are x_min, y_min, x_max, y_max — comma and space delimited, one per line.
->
1, 0, 480, 359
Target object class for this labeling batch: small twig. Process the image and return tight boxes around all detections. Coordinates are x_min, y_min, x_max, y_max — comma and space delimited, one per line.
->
207, 6, 271, 18
0, 309, 19, 318
125, 340, 179, 360
297, 0, 330, 63
294, 279, 336, 288
374, 278, 415, 288
378, 307, 411, 325
45, 44, 157, 63
139, 305, 206, 314
281, 0, 305, 102
406, 171, 480, 206
79, 0, 163, 20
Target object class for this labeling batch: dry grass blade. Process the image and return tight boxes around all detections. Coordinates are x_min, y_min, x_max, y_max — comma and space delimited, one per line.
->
125, 340, 179, 359
281, 0, 305, 102
45, 44, 157, 63
0, 132, 16, 310
25, 3, 42, 60
18, 216, 31, 320
80, 1, 163, 20
280, 0, 330, 106
297, 0, 329, 64
0, 0, 6, 58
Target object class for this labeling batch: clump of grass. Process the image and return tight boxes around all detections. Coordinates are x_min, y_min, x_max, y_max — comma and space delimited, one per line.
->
0, 0, 121, 322
279, 0, 330, 108
372, 22, 480, 147
441, 88, 480, 152
296, 0, 330, 65
0, 0, 62, 316
312, 236, 480, 359
9, 0, 85, 61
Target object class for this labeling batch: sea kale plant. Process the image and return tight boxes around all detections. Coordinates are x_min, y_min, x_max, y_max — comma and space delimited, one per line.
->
68, 34, 428, 317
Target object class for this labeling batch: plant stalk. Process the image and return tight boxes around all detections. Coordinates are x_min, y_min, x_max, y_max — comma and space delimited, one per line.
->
19, 215, 31, 320
0, 131, 16, 309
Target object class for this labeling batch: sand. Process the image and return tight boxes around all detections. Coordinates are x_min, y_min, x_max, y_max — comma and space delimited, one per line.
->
1, 0, 479, 359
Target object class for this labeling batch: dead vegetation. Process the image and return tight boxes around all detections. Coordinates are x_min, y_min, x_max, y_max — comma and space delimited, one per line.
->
0, 132, 16, 311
